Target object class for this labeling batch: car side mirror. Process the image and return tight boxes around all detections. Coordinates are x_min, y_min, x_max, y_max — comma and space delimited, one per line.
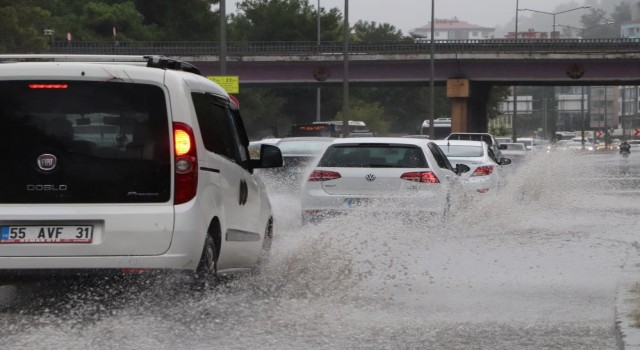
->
499, 158, 512, 165
251, 144, 283, 168
455, 163, 470, 174
498, 144, 507, 150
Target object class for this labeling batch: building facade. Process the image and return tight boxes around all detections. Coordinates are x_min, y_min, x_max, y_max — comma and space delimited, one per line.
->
411, 18, 495, 40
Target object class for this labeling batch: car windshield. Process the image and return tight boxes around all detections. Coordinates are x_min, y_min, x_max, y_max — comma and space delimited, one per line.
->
318, 144, 428, 168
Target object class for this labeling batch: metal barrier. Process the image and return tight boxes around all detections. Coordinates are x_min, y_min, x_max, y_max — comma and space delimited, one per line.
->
51, 39, 640, 56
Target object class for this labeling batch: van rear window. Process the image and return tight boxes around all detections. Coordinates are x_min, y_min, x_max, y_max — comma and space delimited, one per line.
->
0, 81, 171, 204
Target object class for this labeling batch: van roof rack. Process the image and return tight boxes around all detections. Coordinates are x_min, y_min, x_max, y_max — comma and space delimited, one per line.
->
0, 54, 201, 75
144, 55, 201, 75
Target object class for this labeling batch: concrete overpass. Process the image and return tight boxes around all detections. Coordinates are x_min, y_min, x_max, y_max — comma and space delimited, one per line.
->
52, 39, 640, 132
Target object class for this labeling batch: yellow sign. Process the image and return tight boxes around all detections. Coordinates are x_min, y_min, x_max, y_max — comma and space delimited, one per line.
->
208, 76, 239, 94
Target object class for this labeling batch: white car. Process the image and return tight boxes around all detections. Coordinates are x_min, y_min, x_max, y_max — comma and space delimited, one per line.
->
500, 142, 528, 165
300, 137, 469, 224
516, 137, 534, 151
0, 55, 283, 285
433, 140, 511, 193
560, 141, 595, 152
495, 137, 513, 145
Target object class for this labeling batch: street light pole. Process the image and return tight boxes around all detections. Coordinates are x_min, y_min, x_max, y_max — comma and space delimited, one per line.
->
316, 0, 322, 122
512, 0, 519, 143
428, 0, 435, 139
519, 6, 591, 38
555, 22, 615, 38
342, 0, 349, 138
581, 85, 586, 148
220, 0, 227, 75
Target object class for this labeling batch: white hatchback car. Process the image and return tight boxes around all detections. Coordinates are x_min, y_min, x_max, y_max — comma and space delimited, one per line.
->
433, 140, 511, 194
0, 55, 282, 283
300, 137, 469, 223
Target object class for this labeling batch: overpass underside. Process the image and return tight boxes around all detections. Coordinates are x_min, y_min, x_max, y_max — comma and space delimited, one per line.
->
194, 52, 640, 133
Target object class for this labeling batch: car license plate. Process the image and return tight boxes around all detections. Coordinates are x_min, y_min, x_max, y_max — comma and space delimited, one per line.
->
343, 198, 369, 208
0, 225, 94, 243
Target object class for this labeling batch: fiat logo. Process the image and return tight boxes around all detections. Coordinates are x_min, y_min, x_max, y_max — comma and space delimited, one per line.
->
365, 173, 376, 182
37, 154, 57, 171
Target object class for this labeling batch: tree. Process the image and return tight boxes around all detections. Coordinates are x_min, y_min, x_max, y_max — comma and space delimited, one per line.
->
352, 21, 404, 42
580, 8, 618, 38
135, 0, 218, 40
487, 86, 510, 121
79, 1, 149, 41
0, 5, 51, 53
228, 0, 342, 41
238, 88, 289, 138
334, 99, 390, 135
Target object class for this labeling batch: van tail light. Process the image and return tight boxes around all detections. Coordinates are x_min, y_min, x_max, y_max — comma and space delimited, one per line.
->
173, 122, 198, 204
29, 83, 68, 89
471, 165, 494, 177
308, 170, 342, 182
400, 171, 440, 183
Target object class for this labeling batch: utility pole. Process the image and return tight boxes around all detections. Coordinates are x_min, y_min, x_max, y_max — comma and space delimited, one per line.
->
581, 85, 585, 148
341, 0, 350, 138
512, 0, 519, 142
428, 0, 435, 139
220, 0, 227, 75
316, 0, 322, 122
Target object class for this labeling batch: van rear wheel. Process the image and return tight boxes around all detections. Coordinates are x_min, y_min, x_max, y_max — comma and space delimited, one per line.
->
193, 234, 217, 289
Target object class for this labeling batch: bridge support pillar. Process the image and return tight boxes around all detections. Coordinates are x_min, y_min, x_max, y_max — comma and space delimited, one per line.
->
447, 79, 469, 132
468, 82, 491, 133
447, 79, 491, 133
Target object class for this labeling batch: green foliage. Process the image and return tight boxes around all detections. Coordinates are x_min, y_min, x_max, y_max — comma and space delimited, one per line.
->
489, 125, 510, 137
334, 99, 390, 136
135, 0, 218, 40
580, 8, 620, 38
0, 5, 51, 53
80, 1, 146, 40
229, 0, 342, 41
352, 21, 403, 41
2, 0, 217, 43
237, 88, 290, 139
487, 86, 510, 120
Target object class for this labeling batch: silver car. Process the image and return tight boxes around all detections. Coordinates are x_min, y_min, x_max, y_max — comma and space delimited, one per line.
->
300, 137, 469, 224
433, 140, 511, 194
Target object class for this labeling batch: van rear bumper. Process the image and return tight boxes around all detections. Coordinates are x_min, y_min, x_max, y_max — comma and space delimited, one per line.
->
0, 253, 194, 272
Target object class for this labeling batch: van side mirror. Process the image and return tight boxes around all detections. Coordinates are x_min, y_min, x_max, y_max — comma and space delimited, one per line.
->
455, 163, 470, 174
251, 144, 283, 168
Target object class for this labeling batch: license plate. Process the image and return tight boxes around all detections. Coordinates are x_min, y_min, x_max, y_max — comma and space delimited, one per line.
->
343, 198, 370, 208
0, 225, 94, 243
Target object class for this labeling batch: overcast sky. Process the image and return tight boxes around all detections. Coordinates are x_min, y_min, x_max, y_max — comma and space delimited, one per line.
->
226, 0, 594, 35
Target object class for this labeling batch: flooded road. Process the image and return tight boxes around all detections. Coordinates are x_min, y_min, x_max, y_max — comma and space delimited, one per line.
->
1, 151, 639, 350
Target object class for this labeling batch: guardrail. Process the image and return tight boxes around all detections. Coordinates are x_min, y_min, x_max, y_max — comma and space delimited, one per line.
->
50, 39, 640, 56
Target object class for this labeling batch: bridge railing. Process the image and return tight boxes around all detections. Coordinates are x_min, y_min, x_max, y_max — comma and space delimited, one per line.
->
50, 39, 640, 56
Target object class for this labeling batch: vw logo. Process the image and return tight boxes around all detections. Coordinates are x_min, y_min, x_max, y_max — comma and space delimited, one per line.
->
365, 173, 376, 182
37, 154, 57, 171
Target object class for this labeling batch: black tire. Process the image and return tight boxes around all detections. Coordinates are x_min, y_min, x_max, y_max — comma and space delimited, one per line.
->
193, 234, 217, 290
256, 219, 273, 269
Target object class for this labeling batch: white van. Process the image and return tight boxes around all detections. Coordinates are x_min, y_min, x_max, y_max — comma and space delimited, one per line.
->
0, 55, 282, 285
